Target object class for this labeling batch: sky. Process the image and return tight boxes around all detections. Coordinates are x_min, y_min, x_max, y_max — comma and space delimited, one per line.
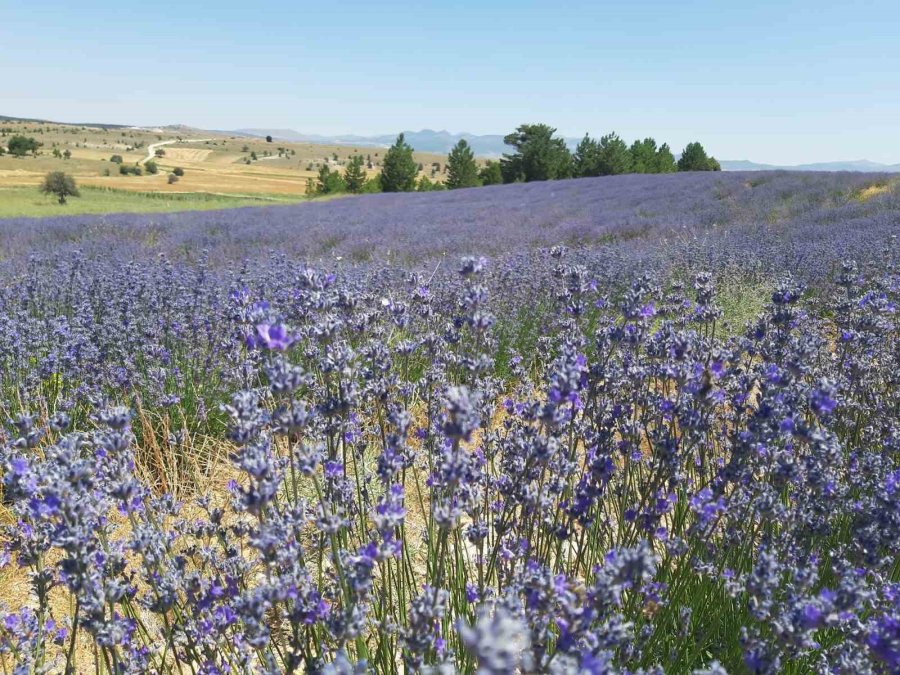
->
2, 0, 899, 165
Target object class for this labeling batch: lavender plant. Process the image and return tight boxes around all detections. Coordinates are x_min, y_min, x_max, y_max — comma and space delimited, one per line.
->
0, 172, 898, 672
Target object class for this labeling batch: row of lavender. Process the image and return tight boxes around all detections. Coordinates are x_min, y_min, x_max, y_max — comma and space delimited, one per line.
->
0, 173, 898, 672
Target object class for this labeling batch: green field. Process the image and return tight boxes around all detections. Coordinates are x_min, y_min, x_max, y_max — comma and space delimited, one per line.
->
0, 185, 307, 218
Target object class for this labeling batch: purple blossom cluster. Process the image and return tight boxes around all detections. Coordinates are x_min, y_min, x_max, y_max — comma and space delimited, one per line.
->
0, 173, 898, 672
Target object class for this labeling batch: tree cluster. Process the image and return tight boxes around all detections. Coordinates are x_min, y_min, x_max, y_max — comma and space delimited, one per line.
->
7, 135, 42, 157
495, 124, 718, 184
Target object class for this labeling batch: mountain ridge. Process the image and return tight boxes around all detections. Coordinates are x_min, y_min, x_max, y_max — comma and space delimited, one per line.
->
2, 115, 897, 172
235, 127, 900, 172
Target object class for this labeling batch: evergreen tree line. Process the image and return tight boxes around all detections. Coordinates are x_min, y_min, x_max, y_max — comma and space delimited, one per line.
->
498, 124, 720, 184
310, 125, 720, 196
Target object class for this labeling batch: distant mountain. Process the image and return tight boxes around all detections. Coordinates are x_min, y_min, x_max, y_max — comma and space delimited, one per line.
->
234, 128, 515, 155
237, 128, 900, 171
721, 158, 900, 173
0, 113, 129, 129
5, 114, 899, 171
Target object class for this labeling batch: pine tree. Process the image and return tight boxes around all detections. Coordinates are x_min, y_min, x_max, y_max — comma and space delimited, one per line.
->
446, 140, 480, 189
500, 124, 572, 183
597, 132, 632, 175
380, 133, 418, 192
344, 155, 367, 193
677, 142, 719, 171
629, 138, 658, 173
316, 165, 345, 194
479, 161, 503, 185
573, 134, 601, 177
653, 143, 677, 173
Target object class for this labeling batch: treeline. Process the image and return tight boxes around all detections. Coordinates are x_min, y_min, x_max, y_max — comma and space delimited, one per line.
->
497, 124, 720, 183
310, 124, 720, 197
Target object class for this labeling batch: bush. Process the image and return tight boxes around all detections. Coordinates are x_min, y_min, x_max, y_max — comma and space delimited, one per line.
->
167, 173, 179, 184
173, 167, 184, 177
316, 165, 345, 195
478, 160, 503, 186
144, 160, 159, 175
119, 164, 143, 176
7, 135, 41, 157
155, 148, 166, 158
110, 154, 123, 164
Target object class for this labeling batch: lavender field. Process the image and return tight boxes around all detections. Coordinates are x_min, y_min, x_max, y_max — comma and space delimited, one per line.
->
0, 172, 898, 673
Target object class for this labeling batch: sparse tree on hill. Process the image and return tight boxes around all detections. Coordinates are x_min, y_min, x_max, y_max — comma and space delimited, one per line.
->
52, 148, 62, 158
446, 139, 480, 189
0, 146, 5, 156
479, 160, 503, 186
242, 145, 250, 153
145, 160, 159, 174
677, 142, 720, 171
500, 124, 572, 183
155, 148, 165, 157
343, 155, 367, 194
39, 171, 80, 204
63, 149, 71, 160
597, 132, 632, 175
110, 154, 123, 164
266, 135, 273, 143
167, 173, 179, 184
250, 151, 258, 161
380, 133, 418, 192
7, 135, 41, 157
173, 167, 184, 176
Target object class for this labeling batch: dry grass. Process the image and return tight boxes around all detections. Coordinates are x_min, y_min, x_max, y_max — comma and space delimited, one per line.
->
0, 120, 452, 211
855, 182, 893, 201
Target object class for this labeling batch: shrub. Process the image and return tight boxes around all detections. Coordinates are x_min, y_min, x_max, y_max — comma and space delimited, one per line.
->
110, 154, 123, 164
167, 173, 179, 184
478, 160, 503, 186
316, 165, 345, 194
144, 160, 159, 174
173, 167, 184, 177
7, 134, 41, 157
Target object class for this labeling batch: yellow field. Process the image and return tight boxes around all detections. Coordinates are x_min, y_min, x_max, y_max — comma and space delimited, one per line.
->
0, 120, 451, 203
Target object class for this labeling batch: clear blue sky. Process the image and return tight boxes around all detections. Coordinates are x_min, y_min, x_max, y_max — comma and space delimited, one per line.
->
2, 0, 898, 164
